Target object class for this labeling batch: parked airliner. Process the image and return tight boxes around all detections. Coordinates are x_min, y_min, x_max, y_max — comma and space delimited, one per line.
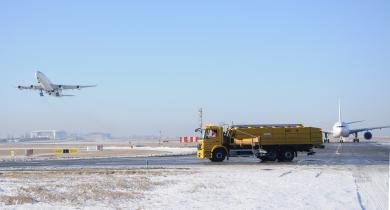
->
324, 102, 390, 143
17, 71, 96, 97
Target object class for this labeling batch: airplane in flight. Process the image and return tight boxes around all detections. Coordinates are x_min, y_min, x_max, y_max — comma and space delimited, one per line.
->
17, 71, 96, 97
324, 102, 390, 143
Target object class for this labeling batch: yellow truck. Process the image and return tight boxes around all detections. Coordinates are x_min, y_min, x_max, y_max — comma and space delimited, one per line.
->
197, 124, 323, 162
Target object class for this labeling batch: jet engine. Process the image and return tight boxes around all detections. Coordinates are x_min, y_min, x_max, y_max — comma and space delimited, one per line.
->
364, 131, 372, 140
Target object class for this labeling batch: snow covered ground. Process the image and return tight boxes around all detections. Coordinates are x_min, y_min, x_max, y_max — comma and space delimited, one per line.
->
131, 146, 196, 156
0, 163, 388, 210
0, 146, 197, 161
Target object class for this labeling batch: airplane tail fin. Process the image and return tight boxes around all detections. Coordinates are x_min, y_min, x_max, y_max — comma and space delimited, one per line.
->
338, 99, 341, 122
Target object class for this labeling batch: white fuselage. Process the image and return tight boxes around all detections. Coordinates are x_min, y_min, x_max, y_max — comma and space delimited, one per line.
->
36, 71, 54, 91
36, 71, 63, 97
332, 121, 350, 138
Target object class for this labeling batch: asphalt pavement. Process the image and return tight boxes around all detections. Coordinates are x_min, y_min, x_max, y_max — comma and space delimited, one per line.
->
0, 142, 388, 169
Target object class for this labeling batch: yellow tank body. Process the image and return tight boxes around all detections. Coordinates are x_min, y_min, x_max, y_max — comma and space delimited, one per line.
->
228, 126, 322, 146
197, 124, 323, 162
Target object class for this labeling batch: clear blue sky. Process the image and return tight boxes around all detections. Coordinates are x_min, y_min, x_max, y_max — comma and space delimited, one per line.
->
0, 0, 389, 137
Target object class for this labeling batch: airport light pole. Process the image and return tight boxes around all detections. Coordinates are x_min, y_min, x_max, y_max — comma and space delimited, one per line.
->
199, 108, 203, 135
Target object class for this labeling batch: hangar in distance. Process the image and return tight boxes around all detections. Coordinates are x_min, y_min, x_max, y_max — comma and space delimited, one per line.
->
17, 71, 96, 97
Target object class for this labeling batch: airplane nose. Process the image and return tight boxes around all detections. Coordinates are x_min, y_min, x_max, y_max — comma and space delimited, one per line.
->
35, 71, 42, 81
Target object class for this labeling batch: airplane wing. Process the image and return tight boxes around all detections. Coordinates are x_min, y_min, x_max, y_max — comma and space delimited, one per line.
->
322, 131, 332, 134
346, 120, 364, 125
349, 126, 390, 134
17, 85, 43, 90
53, 84, 97, 90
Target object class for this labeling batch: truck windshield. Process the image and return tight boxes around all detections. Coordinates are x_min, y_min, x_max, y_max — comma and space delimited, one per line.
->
204, 129, 218, 139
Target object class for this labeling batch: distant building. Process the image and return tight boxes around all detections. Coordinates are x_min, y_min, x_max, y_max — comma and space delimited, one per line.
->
30, 130, 67, 140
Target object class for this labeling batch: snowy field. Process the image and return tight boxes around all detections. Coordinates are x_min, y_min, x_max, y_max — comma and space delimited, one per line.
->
131, 146, 196, 156
0, 163, 388, 210
0, 146, 197, 161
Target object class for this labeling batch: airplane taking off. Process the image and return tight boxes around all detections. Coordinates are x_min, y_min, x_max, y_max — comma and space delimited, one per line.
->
17, 71, 96, 97
324, 102, 390, 143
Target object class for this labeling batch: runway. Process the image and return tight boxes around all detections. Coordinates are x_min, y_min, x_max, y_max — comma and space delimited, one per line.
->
0, 141, 388, 168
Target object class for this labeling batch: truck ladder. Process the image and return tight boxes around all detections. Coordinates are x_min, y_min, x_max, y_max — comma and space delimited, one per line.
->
232, 129, 266, 159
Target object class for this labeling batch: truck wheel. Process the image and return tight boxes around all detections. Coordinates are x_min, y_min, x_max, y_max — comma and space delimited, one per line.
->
211, 148, 226, 162
265, 149, 278, 161
281, 150, 295, 161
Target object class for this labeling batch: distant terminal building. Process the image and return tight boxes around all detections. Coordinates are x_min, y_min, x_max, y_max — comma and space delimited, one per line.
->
30, 130, 67, 140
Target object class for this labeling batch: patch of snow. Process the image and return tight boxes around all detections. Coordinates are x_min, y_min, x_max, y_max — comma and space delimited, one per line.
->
133, 146, 196, 155
139, 165, 364, 210
0, 164, 387, 210
101, 146, 133, 150
101, 146, 196, 156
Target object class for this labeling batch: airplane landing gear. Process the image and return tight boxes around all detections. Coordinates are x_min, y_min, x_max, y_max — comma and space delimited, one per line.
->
324, 133, 330, 143
39, 91, 44, 97
353, 133, 359, 143
339, 138, 344, 143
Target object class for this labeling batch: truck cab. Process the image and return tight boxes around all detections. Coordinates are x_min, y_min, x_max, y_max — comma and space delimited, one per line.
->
197, 125, 227, 162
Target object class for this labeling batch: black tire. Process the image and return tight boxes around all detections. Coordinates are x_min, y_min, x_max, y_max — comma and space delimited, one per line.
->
283, 150, 295, 161
266, 149, 278, 161
211, 148, 226, 162
278, 149, 295, 162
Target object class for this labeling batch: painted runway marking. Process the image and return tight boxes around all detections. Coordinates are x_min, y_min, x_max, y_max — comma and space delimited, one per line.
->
336, 143, 342, 155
